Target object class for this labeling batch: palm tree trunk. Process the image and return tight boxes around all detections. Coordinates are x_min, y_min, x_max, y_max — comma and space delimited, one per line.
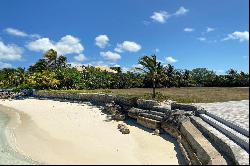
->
152, 78, 156, 99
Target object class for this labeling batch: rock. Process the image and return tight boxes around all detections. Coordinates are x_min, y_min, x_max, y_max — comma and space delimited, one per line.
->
104, 101, 121, 115
118, 124, 130, 134
153, 129, 160, 136
113, 114, 126, 121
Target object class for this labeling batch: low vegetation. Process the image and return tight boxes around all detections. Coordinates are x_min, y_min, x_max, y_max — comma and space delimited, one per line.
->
0, 49, 249, 102
39, 87, 249, 103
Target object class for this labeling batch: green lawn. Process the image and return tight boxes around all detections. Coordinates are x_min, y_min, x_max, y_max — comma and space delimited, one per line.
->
39, 87, 249, 103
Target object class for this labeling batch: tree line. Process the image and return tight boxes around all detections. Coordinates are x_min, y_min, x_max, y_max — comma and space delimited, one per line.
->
0, 49, 249, 92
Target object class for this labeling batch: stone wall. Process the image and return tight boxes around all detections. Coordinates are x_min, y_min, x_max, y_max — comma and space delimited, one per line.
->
34, 91, 139, 107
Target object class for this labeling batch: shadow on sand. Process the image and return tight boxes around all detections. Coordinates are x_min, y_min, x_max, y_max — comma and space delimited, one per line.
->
123, 118, 186, 165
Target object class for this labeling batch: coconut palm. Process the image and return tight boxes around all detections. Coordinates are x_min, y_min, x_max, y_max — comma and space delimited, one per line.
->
136, 55, 165, 98
43, 49, 58, 69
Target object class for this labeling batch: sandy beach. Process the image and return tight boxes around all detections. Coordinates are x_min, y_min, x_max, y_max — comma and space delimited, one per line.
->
0, 98, 184, 165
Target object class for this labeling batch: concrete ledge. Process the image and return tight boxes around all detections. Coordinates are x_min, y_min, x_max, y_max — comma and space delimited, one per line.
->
205, 111, 249, 137
190, 116, 249, 165
180, 120, 227, 165
199, 114, 249, 151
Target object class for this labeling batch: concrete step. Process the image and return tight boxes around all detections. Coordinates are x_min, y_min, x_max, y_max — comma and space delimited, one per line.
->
137, 116, 161, 129
180, 120, 228, 165
139, 112, 163, 121
199, 114, 249, 152
190, 116, 249, 165
205, 111, 249, 138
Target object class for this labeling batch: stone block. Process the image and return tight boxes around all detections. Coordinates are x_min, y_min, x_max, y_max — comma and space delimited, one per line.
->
137, 116, 161, 129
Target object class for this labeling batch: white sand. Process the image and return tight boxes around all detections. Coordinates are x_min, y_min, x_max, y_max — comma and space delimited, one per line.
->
0, 98, 183, 165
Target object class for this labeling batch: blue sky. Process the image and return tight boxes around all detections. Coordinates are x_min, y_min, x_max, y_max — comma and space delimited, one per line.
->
0, 0, 249, 73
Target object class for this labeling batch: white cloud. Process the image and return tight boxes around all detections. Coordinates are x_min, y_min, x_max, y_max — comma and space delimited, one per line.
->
55, 35, 84, 55
166, 56, 178, 63
197, 37, 207, 41
74, 54, 87, 62
222, 31, 249, 42
150, 11, 170, 23
0, 41, 23, 61
0, 61, 12, 68
114, 41, 141, 53
27, 38, 55, 52
206, 27, 215, 32
174, 6, 189, 16
4, 28, 28, 37
95, 35, 109, 48
4, 27, 40, 39
26, 35, 84, 55
100, 51, 121, 61
184, 28, 194, 32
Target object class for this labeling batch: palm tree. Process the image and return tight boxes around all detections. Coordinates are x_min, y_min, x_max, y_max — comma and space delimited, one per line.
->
43, 49, 58, 69
136, 55, 165, 98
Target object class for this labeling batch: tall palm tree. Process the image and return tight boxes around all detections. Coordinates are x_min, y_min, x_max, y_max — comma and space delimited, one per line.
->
136, 55, 165, 98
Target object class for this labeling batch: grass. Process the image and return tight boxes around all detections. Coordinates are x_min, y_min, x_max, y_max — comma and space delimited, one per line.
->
39, 87, 249, 103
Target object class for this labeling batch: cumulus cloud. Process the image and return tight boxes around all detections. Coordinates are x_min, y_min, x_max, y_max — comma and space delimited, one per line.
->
5, 28, 28, 37
55, 35, 84, 54
0, 61, 12, 68
166, 56, 178, 63
26, 35, 84, 55
114, 41, 141, 53
150, 11, 170, 23
74, 54, 87, 62
0, 41, 23, 61
222, 31, 249, 42
27, 38, 54, 52
100, 51, 121, 61
184, 28, 194, 32
206, 27, 215, 32
174, 6, 189, 16
95, 35, 109, 48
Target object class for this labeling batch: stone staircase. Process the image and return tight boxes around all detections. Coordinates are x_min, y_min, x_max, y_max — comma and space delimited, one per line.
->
190, 112, 249, 165
127, 104, 249, 165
